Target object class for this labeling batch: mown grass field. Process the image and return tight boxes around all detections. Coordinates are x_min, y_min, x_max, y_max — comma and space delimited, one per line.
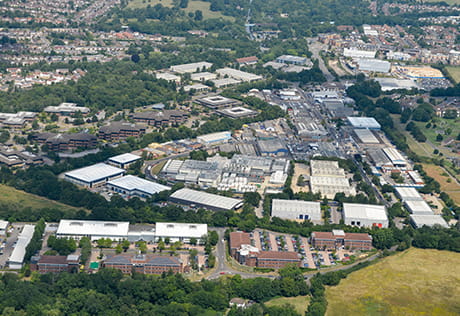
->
326, 248, 460, 316
445, 66, 460, 84
0, 184, 80, 213
265, 295, 310, 315
127, 0, 233, 20
426, 0, 460, 5
422, 163, 460, 205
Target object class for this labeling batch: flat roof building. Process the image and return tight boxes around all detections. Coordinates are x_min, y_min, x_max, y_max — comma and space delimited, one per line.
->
64, 163, 125, 188
44, 103, 90, 116
216, 107, 258, 119
276, 55, 308, 65
347, 117, 381, 130
56, 220, 130, 241
170, 61, 213, 74
311, 230, 373, 251
107, 175, 171, 199
357, 59, 391, 73
108, 153, 141, 169
354, 129, 380, 144
169, 188, 243, 211
216, 68, 263, 82
8, 224, 35, 269
410, 214, 449, 228
382, 147, 407, 167
155, 222, 207, 243
343, 203, 388, 228
271, 199, 321, 223
395, 187, 424, 202
404, 200, 434, 215
196, 95, 240, 109
310, 160, 355, 198
0, 220, 8, 236
197, 131, 232, 146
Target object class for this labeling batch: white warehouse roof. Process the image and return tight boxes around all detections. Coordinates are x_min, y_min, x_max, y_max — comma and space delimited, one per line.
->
395, 187, 423, 202
170, 61, 213, 74
107, 175, 170, 195
410, 214, 449, 228
108, 153, 141, 165
65, 163, 125, 183
170, 188, 243, 211
343, 203, 388, 222
382, 147, 407, 165
271, 199, 321, 222
216, 68, 263, 82
347, 117, 381, 129
405, 200, 434, 215
197, 131, 232, 144
354, 129, 379, 144
155, 222, 208, 239
357, 59, 391, 73
57, 220, 129, 238
8, 224, 35, 267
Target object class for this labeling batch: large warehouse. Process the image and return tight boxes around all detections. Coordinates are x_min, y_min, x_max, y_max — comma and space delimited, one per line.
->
347, 117, 381, 130
169, 188, 243, 211
108, 153, 141, 169
357, 59, 391, 73
353, 129, 380, 144
154, 222, 208, 243
410, 214, 449, 228
56, 220, 130, 241
170, 61, 213, 74
64, 163, 125, 188
271, 199, 321, 223
107, 175, 171, 199
309, 160, 355, 198
343, 203, 388, 228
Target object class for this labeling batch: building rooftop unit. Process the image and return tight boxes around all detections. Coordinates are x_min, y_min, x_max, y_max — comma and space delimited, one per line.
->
64, 163, 125, 184
56, 220, 130, 238
354, 129, 380, 144
155, 222, 208, 239
382, 147, 407, 166
169, 61, 213, 74
216, 68, 263, 82
410, 214, 449, 228
107, 175, 170, 196
108, 153, 141, 166
347, 117, 381, 130
271, 199, 321, 222
169, 188, 243, 211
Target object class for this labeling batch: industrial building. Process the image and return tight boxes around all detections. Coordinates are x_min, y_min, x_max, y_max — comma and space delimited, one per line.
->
107, 175, 171, 198
343, 203, 388, 228
410, 214, 449, 228
56, 220, 130, 241
169, 61, 213, 74
154, 222, 208, 243
357, 59, 391, 73
353, 129, 380, 144
155, 72, 181, 84
8, 224, 36, 269
257, 138, 288, 157
309, 160, 355, 198
343, 48, 376, 59
395, 187, 423, 202
44, 103, 90, 116
0, 220, 8, 236
211, 78, 241, 88
276, 55, 308, 65
108, 153, 141, 169
311, 230, 373, 251
169, 188, 243, 211
216, 107, 258, 119
374, 78, 419, 91
382, 147, 408, 169
216, 68, 263, 82
347, 117, 381, 130
271, 199, 321, 223
64, 163, 125, 188
197, 131, 232, 146
190, 72, 217, 82
196, 95, 240, 109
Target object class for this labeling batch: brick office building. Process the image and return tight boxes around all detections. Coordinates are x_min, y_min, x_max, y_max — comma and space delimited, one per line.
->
311, 230, 373, 251
98, 122, 146, 141
31, 255, 80, 273
132, 110, 188, 127
104, 254, 186, 274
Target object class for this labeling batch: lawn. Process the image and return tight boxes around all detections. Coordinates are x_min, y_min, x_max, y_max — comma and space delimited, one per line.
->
326, 248, 460, 316
422, 163, 460, 205
445, 66, 460, 84
127, 0, 233, 20
0, 184, 81, 213
425, 0, 460, 5
265, 295, 310, 315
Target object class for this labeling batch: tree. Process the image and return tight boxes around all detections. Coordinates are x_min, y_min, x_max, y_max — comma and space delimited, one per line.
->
190, 238, 197, 246
122, 240, 130, 251
131, 54, 140, 63
194, 10, 203, 21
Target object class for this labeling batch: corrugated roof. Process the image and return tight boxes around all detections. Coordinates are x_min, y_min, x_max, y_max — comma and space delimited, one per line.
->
170, 188, 243, 210
64, 163, 125, 183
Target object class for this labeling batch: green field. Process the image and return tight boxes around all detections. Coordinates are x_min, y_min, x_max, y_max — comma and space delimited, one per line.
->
445, 66, 460, 84
425, 0, 460, 5
0, 184, 81, 213
326, 248, 460, 316
127, 0, 233, 20
265, 295, 310, 315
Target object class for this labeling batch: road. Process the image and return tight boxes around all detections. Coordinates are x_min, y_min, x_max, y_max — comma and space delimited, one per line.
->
143, 152, 190, 180
307, 38, 335, 82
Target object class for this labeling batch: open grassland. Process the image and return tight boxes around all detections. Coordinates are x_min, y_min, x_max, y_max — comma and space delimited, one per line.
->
425, 0, 460, 5
127, 0, 233, 20
265, 295, 310, 315
0, 184, 80, 213
326, 248, 460, 316
445, 66, 460, 83
422, 163, 460, 204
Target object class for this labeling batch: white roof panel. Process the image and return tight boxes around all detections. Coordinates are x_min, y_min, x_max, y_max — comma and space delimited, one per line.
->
155, 222, 208, 239
57, 220, 129, 237
170, 188, 243, 210
395, 187, 423, 201
343, 203, 387, 221
410, 214, 449, 228
109, 153, 141, 165
271, 199, 321, 221
107, 175, 170, 195
65, 163, 125, 183
347, 117, 381, 129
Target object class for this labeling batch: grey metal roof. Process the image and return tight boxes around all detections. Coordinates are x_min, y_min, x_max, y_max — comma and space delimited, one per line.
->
107, 175, 170, 195
64, 163, 125, 183
170, 188, 243, 210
